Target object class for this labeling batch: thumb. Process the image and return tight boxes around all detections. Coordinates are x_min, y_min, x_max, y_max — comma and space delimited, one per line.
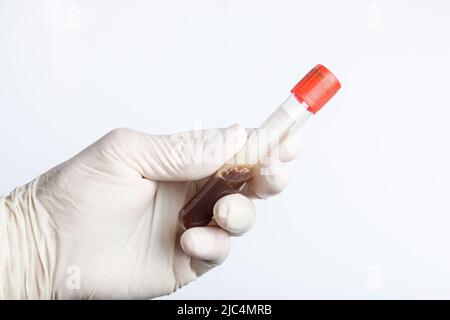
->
98, 124, 247, 181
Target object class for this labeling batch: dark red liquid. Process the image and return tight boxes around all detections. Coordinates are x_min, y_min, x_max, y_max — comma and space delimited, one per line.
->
180, 164, 256, 229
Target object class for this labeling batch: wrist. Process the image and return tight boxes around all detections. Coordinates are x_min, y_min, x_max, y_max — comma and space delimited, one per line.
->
0, 179, 56, 299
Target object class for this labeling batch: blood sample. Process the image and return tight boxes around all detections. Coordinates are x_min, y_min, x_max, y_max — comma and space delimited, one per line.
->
180, 64, 341, 229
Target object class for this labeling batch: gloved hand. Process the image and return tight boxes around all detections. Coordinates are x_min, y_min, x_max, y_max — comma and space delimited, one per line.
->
0, 124, 300, 299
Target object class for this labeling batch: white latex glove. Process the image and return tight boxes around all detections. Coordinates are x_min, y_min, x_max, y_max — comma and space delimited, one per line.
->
0, 124, 300, 299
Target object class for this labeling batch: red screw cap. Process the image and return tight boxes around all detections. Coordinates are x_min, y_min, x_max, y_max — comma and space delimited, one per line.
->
291, 64, 341, 114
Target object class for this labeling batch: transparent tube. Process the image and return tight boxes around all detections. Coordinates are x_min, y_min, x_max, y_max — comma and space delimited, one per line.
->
180, 94, 312, 229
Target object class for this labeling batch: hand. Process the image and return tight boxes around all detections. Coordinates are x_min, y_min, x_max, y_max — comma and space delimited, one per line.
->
0, 124, 300, 299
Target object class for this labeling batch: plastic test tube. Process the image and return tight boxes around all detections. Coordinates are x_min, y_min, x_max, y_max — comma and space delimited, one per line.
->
180, 64, 341, 229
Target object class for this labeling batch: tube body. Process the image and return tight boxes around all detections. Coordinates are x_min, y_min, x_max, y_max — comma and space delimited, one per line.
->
180, 94, 311, 229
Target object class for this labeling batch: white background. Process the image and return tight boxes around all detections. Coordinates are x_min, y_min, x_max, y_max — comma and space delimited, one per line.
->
1, 0, 450, 299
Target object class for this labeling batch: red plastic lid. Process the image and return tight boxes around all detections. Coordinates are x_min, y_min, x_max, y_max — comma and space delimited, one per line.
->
291, 64, 341, 114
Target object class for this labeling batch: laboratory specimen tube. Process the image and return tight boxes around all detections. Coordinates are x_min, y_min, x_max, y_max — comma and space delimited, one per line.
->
180, 64, 341, 229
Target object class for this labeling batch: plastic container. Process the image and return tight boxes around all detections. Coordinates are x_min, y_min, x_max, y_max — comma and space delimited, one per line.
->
180, 64, 341, 229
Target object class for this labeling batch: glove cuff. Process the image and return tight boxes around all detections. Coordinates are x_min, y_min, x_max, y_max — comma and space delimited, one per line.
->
0, 180, 55, 299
